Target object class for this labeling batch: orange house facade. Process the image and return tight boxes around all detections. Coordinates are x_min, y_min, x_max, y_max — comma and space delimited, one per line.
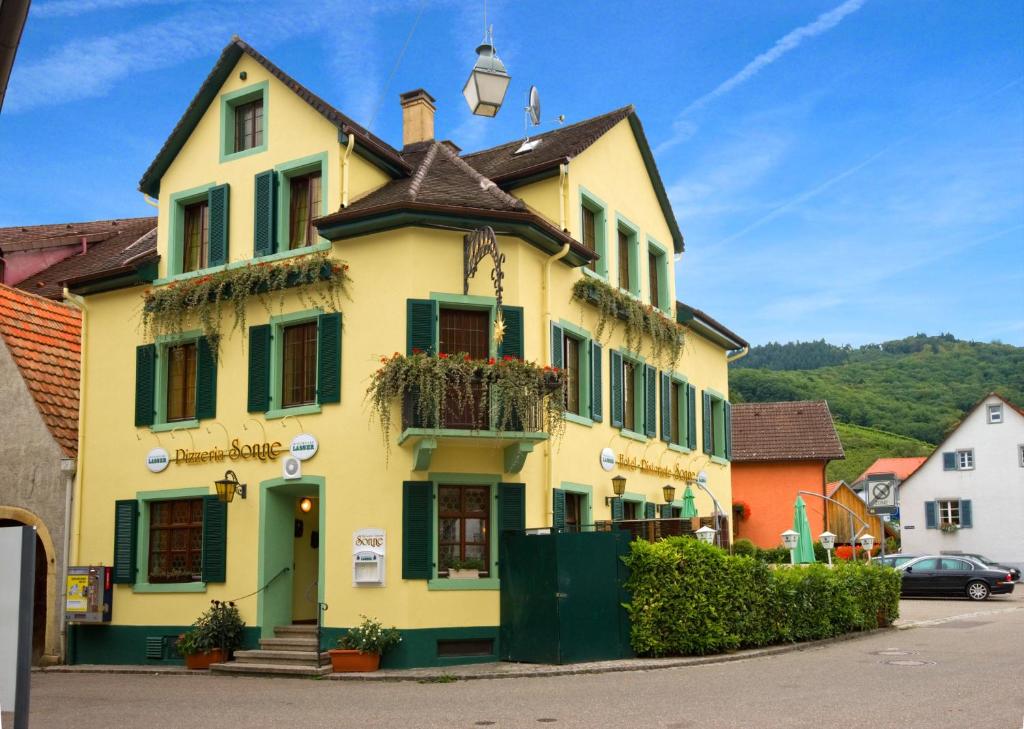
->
729, 401, 845, 549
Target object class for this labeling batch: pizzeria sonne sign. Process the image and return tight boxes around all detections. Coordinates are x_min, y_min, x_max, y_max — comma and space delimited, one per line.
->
616, 454, 696, 482
173, 438, 283, 465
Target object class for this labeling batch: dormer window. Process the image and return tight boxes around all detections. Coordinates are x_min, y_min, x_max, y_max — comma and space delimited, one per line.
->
234, 98, 263, 153
220, 81, 268, 162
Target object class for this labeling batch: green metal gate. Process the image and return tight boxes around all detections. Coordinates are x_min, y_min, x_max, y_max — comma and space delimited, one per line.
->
499, 530, 633, 664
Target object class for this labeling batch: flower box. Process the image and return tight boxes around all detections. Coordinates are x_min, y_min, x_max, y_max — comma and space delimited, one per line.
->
184, 648, 226, 670
328, 649, 380, 673
447, 568, 480, 580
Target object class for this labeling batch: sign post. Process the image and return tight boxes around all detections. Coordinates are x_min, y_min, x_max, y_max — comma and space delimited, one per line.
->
0, 526, 36, 729
865, 473, 898, 559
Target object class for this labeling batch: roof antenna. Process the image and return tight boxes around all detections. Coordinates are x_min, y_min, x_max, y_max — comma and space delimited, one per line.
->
514, 86, 543, 155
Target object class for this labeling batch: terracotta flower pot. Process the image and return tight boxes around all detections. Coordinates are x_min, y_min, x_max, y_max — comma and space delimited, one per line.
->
328, 649, 381, 672
184, 648, 226, 670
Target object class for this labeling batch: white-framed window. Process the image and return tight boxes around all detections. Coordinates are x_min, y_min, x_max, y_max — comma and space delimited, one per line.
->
988, 403, 1003, 424
938, 499, 961, 527
958, 449, 974, 470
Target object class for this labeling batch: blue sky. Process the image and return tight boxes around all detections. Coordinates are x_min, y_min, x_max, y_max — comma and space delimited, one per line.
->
2, 0, 1022, 347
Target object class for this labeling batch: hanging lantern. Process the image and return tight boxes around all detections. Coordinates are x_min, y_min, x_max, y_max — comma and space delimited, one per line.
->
463, 40, 511, 117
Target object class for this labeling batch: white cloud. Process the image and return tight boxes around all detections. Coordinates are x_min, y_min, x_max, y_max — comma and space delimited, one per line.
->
657, 0, 867, 154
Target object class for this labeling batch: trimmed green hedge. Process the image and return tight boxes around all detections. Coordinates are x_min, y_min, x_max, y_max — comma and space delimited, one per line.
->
623, 537, 901, 656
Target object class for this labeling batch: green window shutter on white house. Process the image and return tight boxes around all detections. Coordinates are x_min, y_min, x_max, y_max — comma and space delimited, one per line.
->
959, 500, 972, 528
134, 344, 156, 427
253, 170, 277, 257
590, 342, 603, 422
207, 183, 230, 267
402, 481, 433, 580
112, 499, 138, 584
247, 324, 272, 412
498, 306, 524, 360
550, 322, 564, 369
924, 501, 938, 529
686, 384, 697, 450
610, 350, 624, 428
316, 312, 342, 404
195, 337, 217, 420
552, 488, 566, 530
201, 496, 228, 583
659, 372, 671, 442
406, 299, 437, 355
702, 391, 713, 455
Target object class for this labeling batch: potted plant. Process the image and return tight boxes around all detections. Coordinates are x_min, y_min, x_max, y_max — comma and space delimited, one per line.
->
447, 558, 485, 580
328, 615, 401, 672
177, 600, 246, 670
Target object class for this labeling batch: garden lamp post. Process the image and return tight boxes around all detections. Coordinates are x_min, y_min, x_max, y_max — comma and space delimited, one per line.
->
860, 534, 876, 563
781, 529, 799, 565
695, 525, 716, 544
819, 531, 837, 567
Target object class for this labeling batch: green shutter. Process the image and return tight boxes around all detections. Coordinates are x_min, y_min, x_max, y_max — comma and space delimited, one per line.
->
590, 342, 603, 422
195, 337, 217, 420
611, 497, 624, 521
610, 350, 623, 428
498, 483, 526, 533
702, 391, 713, 455
207, 183, 230, 266
201, 496, 228, 583
253, 170, 277, 257
134, 344, 156, 427
686, 384, 697, 450
552, 488, 566, 530
942, 452, 957, 470
724, 401, 733, 461
498, 306, 524, 360
317, 312, 342, 404
644, 365, 657, 438
960, 500, 972, 528
402, 481, 433, 579
112, 500, 138, 584
659, 372, 671, 442
925, 501, 938, 529
644, 502, 656, 520
550, 323, 564, 369
247, 324, 271, 412
660, 504, 672, 519
406, 299, 437, 355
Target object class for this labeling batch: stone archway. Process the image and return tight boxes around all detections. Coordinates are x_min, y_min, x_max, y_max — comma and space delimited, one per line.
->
0, 506, 60, 664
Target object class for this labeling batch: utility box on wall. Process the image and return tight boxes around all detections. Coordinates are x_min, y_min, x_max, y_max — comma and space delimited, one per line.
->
352, 529, 385, 586
65, 566, 113, 624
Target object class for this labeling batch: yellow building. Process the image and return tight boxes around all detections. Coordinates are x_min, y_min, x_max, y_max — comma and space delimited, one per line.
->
66, 38, 747, 669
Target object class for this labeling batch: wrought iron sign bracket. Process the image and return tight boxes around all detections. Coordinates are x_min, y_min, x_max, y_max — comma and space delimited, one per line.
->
463, 226, 505, 310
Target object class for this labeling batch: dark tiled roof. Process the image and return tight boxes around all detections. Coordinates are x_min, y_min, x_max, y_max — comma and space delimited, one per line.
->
461, 106, 634, 182
731, 400, 845, 463
0, 217, 152, 254
15, 218, 156, 300
0, 284, 81, 456
138, 37, 409, 197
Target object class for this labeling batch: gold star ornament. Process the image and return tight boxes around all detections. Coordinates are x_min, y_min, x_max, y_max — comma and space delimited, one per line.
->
493, 312, 506, 345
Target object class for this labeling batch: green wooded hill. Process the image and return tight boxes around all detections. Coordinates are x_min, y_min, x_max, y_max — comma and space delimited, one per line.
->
826, 423, 933, 485
729, 334, 1024, 476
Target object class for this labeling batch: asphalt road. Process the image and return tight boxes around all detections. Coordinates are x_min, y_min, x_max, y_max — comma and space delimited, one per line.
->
27, 593, 1024, 729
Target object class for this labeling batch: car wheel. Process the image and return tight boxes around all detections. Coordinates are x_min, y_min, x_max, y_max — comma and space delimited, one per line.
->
966, 580, 990, 601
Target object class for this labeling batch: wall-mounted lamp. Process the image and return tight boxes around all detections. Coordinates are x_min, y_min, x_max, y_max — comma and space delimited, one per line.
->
299, 497, 313, 513
214, 470, 247, 503
662, 484, 676, 504
605, 474, 627, 506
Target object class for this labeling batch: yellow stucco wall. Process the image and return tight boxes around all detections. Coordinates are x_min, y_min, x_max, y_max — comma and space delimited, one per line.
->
72, 69, 734, 638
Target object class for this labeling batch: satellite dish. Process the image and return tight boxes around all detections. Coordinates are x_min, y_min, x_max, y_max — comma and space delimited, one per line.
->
528, 85, 541, 126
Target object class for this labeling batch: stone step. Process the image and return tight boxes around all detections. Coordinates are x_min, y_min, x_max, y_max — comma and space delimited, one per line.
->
234, 649, 329, 666
210, 661, 332, 678
258, 637, 319, 652
274, 624, 318, 637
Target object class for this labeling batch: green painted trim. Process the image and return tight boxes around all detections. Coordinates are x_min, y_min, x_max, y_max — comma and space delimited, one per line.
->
646, 236, 670, 313
168, 183, 215, 277
151, 330, 203, 427
668, 443, 692, 454
560, 481, 594, 527
398, 428, 548, 446
413, 437, 437, 471
619, 348, 647, 434
667, 371, 690, 449
219, 80, 269, 163
621, 429, 648, 443
430, 293, 497, 358
710, 455, 730, 466
257, 475, 326, 638
428, 473, 501, 589
68, 624, 261, 666
503, 441, 534, 474
274, 151, 329, 251
134, 486, 211, 589
559, 318, 592, 422
620, 347, 646, 364
579, 186, 609, 278
564, 412, 594, 428
267, 308, 323, 413
68, 260, 158, 296
704, 386, 726, 400
150, 420, 200, 433
615, 213, 641, 296
704, 389, 727, 460
151, 240, 331, 286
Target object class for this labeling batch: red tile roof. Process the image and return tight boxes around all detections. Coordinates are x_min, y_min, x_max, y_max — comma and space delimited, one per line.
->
731, 400, 845, 463
854, 457, 927, 484
0, 284, 81, 456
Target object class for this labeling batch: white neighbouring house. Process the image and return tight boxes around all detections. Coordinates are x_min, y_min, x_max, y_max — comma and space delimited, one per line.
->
899, 393, 1024, 570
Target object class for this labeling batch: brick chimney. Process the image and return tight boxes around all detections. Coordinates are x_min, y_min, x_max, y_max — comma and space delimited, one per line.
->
400, 89, 436, 147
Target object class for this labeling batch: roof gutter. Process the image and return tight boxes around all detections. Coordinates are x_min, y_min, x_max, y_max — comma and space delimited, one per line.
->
0, 0, 30, 112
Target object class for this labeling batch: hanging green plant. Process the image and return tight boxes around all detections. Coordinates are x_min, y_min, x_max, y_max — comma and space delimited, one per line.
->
366, 351, 567, 455
140, 252, 351, 342
571, 277, 685, 366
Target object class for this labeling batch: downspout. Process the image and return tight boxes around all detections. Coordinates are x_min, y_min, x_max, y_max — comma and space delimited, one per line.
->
543, 240, 571, 507
558, 163, 568, 231
63, 288, 88, 664
58, 457, 75, 661
342, 132, 355, 208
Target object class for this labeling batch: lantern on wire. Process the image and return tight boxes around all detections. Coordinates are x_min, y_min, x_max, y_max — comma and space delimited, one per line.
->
463, 3, 511, 117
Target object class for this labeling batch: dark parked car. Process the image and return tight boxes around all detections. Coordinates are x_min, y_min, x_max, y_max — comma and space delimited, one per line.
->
898, 556, 1016, 601
875, 554, 920, 569
940, 552, 1021, 582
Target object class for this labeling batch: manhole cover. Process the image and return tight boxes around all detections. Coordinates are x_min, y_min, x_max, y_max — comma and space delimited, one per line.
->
872, 649, 916, 656
883, 659, 934, 666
